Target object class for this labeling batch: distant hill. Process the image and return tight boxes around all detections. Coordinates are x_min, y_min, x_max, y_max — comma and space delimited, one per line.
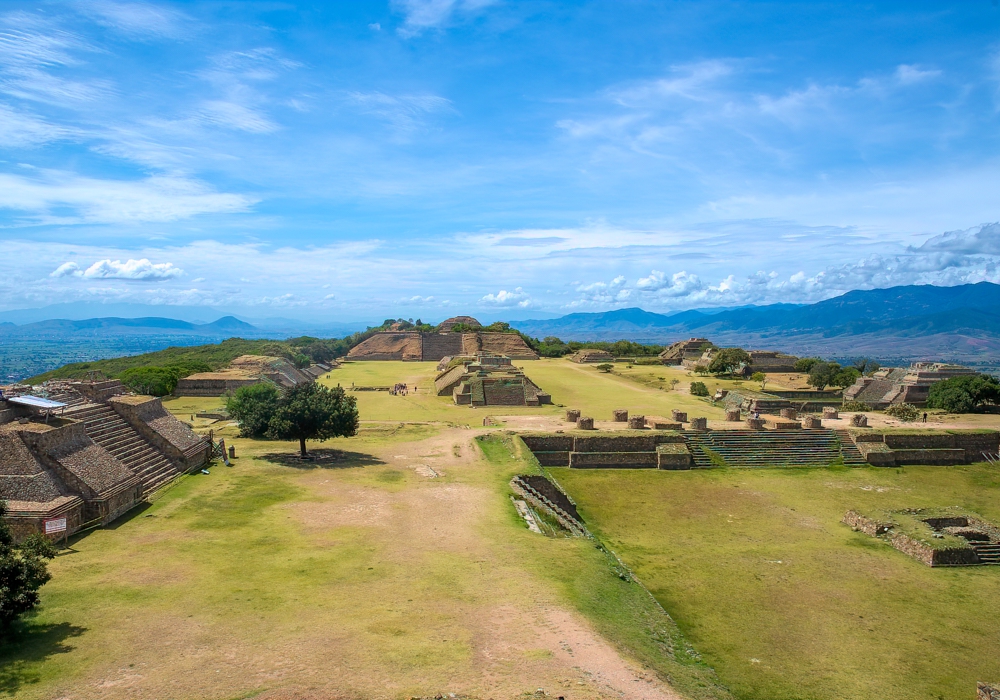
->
513, 282, 1000, 364
0, 315, 259, 338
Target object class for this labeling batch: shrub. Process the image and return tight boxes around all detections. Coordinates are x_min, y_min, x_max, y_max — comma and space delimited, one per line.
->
926, 374, 1000, 413
794, 357, 822, 373
885, 403, 919, 422
0, 503, 56, 637
690, 381, 709, 396
596, 363, 614, 373
842, 400, 871, 412
693, 364, 708, 375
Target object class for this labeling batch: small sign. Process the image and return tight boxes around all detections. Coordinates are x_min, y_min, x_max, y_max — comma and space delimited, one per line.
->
43, 516, 67, 535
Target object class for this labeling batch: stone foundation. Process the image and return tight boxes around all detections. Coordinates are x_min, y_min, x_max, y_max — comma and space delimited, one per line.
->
576, 417, 595, 430
689, 417, 707, 430
745, 418, 765, 430
646, 417, 682, 430
979, 682, 1000, 700
851, 414, 869, 427
566, 409, 581, 422
823, 407, 839, 419
671, 410, 687, 422
780, 408, 798, 419
725, 409, 741, 421
802, 416, 822, 429
613, 409, 628, 422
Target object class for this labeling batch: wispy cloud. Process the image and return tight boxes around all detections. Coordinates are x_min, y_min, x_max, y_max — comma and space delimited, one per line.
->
75, 1, 193, 40
392, 0, 497, 37
347, 91, 453, 133
0, 170, 255, 224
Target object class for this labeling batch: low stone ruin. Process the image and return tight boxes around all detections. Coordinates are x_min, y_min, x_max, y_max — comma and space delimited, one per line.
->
565, 409, 581, 422
689, 417, 708, 430
520, 431, 692, 470
844, 509, 1000, 566
823, 407, 839, 419
780, 408, 798, 419
851, 414, 868, 427
348, 316, 539, 361
671, 409, 688, 422
844, 362, 977, 408
627, 415, 646, 429
576, 417, 595, 430
0, 380, 210, 540
846, 428, 999, 466
725, 409, 741, 421
659, 338, 712, 365
613, 409, 628, 422
568, 348, 614, 363
175, 355, 320, 397
979, 682, 1000, 700
802, 416, 822, 429
510, 475, 587, 536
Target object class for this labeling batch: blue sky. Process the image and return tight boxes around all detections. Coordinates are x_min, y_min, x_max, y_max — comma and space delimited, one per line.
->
1, 1, 1000, 322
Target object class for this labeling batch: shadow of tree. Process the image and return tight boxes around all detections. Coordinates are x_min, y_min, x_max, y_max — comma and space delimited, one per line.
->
0, 621, 87, 694
259, 449, 385, 469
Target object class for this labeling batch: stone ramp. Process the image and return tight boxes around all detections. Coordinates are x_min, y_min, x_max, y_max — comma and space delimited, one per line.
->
834, 429, 868, 465
66, 403, 182, 496
684, 429, 846, 468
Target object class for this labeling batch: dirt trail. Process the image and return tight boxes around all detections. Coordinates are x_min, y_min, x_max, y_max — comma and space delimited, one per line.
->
293, 427, 687, 699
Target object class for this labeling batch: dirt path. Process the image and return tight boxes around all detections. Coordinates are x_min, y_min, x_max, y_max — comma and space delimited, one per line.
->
282, 427, 687, 699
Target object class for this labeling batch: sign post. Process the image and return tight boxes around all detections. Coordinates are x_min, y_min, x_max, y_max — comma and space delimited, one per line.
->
43, 516, 68, 548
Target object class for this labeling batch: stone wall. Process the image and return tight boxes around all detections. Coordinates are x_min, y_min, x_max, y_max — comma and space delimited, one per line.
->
570, 451, 658, 468
656, 443, 693, 469
482, 380, 526, 406
979, 682, 1000, 700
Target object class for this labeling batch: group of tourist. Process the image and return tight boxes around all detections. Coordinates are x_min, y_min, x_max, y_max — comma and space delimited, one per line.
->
390, 383, 415, 396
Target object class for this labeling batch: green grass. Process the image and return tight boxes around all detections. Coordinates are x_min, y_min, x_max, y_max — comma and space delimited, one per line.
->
323, 358, 727, 423
551, 464, 1000, 700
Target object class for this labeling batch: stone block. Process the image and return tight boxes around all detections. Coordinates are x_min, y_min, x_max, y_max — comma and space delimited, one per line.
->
613, 409, 629, 422
576, 417, 595, 430
689, 417, 708, 430
745, 418, 765, 430
802, 416, 822, 429
569, 451, 658, 468
627, 415, 646, 429
565, 409, 581, 422
671, 409, 688, 422
851, 414, 869, 427
823, 407, 839, 419
765, 418, 801, 429
656, 443, 692, 469
780, 408, 798, 419
646, 417, 682, 430
725, 409, 741, 421
978, 682, 1000, 700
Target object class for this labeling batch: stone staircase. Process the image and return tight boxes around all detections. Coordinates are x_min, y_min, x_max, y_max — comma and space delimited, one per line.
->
972, 542, 1000, 565
66, 403, 181, 496
834, 430, 868, 465
684, 429, 847, 468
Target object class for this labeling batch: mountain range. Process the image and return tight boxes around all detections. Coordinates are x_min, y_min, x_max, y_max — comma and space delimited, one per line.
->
514, 282, 1000, 364
0, 315, 261, 338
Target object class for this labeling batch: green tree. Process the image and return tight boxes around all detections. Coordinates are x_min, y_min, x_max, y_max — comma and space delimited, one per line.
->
926, 374, 1000, 413
750, 371, 767, 389
596, 363, 614, 373
690, 381, 709, 396
267, 383, 360, 457
0, 502, 56, 637
119, 367, 179, 396
708, 348, 751, 376
794, 357, 822, 373
226, 383, 280, 438
852, 357, 881, 375
807, 362, 858, 390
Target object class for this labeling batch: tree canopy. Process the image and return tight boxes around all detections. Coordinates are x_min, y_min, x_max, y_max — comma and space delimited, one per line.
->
926, 374, 1000, 413
807, 362, 860, 390
0, 503, 56, 637
227, 382, 359, 457
708, 348, 751, 376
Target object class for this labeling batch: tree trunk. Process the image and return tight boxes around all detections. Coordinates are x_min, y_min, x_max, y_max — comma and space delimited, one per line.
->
299, 437, 307, 457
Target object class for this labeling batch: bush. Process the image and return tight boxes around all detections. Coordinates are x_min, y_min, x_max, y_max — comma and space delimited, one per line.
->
807, 362, 860, 390
690, 381, 709, 396
596, 363, 614, 373
842, 400, 871, 412
926, 374, 1000, 413
0, 503, 56, 637
119, 362, 212, 396
885, 403, 919, 422
693, 364, 708, 375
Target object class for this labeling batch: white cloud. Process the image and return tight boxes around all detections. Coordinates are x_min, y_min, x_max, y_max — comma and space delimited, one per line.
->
895, 64, 941, 85
197, 100, 278, 133
571, 275, 631, 306
480, 287, 531, 308
636, 270, 705, 297
392, 0, 496, 37
49, 258, 183, 281
0, 103, 76, 146
50, 261, 80, 278
368, 22, 382, 31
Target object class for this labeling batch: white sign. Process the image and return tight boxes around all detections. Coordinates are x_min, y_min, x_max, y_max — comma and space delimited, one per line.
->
43, 517, 67, 535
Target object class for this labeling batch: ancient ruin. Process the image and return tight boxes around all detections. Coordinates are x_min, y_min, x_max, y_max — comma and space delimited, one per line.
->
659, 338, 713, 365
436, 353, 550, 406
0, 380, 210, 539
680, 344, 799, 373
844, 509, 1000, 566
174, 355, 324, 396
347, 316, 538, 361
568, 348, 614, 363
722, 387, 843, 415
843, 362, 977, 408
